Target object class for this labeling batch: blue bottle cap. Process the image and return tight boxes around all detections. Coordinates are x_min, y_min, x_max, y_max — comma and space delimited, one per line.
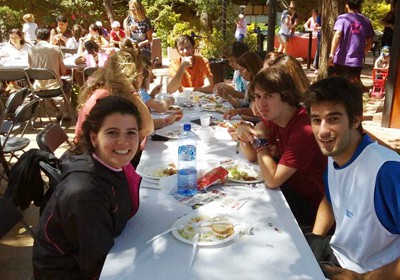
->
183, 124, 191, 131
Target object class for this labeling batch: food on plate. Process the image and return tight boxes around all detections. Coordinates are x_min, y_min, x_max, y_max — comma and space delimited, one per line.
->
226, 162, 261, 182
177, 215, 235, 242
196, 166, 229, 190
151, 163, 177, 177
211, 223, 234, 235
168, 105, 181, 111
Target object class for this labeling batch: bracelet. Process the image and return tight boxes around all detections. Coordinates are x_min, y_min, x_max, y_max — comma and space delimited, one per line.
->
163, 118, 169, 127
256, 145, 270, 153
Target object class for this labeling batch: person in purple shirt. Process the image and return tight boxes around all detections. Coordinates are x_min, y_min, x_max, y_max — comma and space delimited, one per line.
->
328, 0, 374, 84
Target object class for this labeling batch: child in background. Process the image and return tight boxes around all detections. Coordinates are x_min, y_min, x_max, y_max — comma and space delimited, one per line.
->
374, 46, 390, 69
22, 14, 38, 43
109, 21, 126, 48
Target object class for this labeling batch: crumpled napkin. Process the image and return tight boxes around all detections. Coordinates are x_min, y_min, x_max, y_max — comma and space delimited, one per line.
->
159, 174, 177, 194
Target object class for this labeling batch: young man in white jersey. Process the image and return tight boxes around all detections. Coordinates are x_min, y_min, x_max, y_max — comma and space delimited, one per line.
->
304, 76, 400, 279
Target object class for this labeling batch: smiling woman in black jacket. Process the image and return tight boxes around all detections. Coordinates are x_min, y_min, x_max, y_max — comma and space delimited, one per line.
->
33, 96, 142, 279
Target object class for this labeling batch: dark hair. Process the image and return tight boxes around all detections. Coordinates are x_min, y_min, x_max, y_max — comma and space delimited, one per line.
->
264, 51, 283, 67
312, 9, 318, 14
271, 54, 310, 96
175, 34, 195, 49
227, 41, 249, 58
77, 96, 142, 154
35, 28, 51, 41
9, 29, 25, 45
56, 15, 68, 23
84, 40, 99, 54
346, 0, 363, 9
89, 23, 104, 36
250, 67, 301, 107
304, 76, 364, 133
237, 51, 264, 81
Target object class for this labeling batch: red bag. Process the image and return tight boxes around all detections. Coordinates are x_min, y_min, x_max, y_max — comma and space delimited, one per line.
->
197, 166, 229, 191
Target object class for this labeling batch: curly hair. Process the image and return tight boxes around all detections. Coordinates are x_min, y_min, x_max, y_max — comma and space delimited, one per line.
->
77, 48, 142, 111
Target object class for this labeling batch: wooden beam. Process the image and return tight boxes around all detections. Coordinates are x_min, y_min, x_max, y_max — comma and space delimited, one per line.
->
382, 1, 400, 128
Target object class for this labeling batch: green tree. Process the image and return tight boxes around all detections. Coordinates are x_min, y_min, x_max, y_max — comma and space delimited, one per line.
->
0, 6, 22, 42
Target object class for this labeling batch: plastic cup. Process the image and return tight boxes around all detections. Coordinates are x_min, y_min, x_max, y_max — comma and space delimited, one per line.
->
199, 127, 212, 143
200, 115, 211, 127
192, 91, 200, 103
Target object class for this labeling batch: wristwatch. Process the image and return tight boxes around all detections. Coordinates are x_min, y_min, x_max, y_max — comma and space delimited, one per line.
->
252, 138, 269, 149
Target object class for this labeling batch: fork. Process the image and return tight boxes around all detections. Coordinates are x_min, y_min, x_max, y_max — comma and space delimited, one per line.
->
145, 224, 184, 244
189, 233, 200, 268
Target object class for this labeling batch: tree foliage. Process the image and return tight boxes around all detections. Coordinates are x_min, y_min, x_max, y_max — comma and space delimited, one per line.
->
0, 6, 22, 42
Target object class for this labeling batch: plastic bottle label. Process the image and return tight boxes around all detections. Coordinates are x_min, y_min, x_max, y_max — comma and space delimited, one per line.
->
178, 145, 196, 161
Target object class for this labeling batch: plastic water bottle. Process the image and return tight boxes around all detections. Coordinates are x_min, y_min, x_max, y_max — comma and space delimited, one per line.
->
177, 124, 197, 196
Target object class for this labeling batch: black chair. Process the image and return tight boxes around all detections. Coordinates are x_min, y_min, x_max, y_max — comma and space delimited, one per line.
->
1, 87, 29, 134
0, 196, 37, 241
0, 69, 31, 94
1, 99, 40, 164
83, 66, 99, 81
36, 123, 74, 154
24, 68, 73, 125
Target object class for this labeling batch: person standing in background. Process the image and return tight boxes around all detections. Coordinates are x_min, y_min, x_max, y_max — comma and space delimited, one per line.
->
123, 0, 153, 59
328, 0, 374, 84
235, 14, 247, 42
22, 14, 38, 43
380, 0, 397, 48
278, 8, 293, 53
304, 9, 322, 74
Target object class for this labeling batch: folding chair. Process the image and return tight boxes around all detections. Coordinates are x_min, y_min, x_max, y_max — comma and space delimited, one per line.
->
83, 66, 99, 81
0, 69, 31, 94
24, 68, 73, 125
1, 87, 29, 134
0, 196, 37, 241
36, 123, 74, 154
1, 99, 40, 164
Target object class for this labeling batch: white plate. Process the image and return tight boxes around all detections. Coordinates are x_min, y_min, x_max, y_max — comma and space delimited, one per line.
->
155, 125, 183, 139
136, 159, 177, 180
225, 161, 264, 184
172, 212, 239, 246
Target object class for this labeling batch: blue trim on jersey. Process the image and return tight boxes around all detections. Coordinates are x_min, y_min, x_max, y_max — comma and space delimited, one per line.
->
332, 134, 373, 170
375, 161, 400, 234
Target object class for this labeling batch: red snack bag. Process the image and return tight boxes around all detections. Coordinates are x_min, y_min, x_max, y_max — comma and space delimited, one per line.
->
197, 166, 229, 191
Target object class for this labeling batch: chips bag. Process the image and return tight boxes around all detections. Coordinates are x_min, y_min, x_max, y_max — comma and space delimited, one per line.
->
197, 166, 229, 191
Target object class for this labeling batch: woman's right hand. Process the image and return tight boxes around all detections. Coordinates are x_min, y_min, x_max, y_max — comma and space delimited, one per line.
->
166, 110, 183, 125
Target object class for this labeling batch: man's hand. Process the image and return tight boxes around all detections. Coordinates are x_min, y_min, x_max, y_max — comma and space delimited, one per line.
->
322, 265, 362, 280
236, 122, 259, 143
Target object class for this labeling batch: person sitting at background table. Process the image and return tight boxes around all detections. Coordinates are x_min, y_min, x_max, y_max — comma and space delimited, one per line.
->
75, 49, 153, 143
235, 67, 326, 228
22, 14, 38, 44
28, 27, 72, 119
75, 40, 110, 67
303, 76, 400, 279
50, 15, 74, 47
167, 34, 214, 94
109, 21, 126, 48
222, 51, 263, 121
214, 41, 249, 103
33, 96, 143, 279
0, 29, 31, 59
83, 23, 110, 49
138, 55, 177, 114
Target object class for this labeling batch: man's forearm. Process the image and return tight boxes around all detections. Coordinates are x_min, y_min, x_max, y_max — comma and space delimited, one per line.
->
312, 196, 335, 236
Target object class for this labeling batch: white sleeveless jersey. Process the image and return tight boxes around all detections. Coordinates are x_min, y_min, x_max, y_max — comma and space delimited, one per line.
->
328, 141, 400, 273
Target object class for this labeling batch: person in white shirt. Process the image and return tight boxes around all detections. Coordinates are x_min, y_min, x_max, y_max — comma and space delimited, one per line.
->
22, 14, 38, 43
0, 29, 31, 59
235, 14, 247, 42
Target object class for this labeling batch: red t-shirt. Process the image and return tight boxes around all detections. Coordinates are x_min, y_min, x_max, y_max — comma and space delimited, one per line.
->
110, 29, 126, 42
261, 106, 326, 208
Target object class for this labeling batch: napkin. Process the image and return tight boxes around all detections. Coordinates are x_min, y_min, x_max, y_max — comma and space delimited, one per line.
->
159, 174, 177, 193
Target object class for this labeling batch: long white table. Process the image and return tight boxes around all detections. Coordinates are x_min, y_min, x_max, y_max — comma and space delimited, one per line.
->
100, 105, 325, 280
